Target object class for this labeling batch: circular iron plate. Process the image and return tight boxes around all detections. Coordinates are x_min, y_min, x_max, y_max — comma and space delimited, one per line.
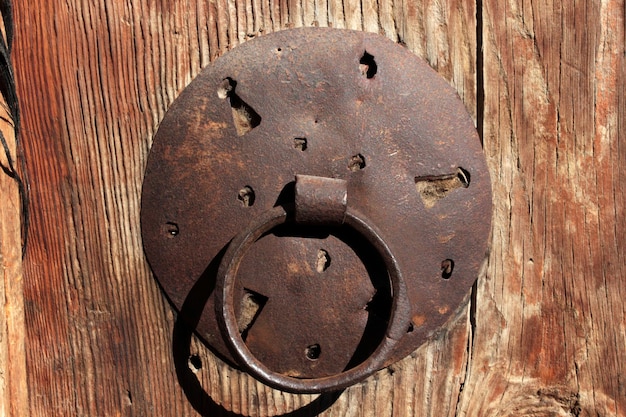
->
141, 28, 491, 382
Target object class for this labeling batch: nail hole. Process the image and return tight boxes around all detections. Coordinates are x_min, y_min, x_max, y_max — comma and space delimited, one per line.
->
441, 259, 454, 279
407, 322, 414, 333
276, 47, 282, 52
359, 51, 377, 79
163, 222, 179, 238
348, 154, 366, 171
316, 249, 331, 273
305, 344, 321, 361
456, 167, 471, 188
188, 354, 202, 372
294, 137, 308, 151
414, 167, 470, 208
238, 186, 255, 207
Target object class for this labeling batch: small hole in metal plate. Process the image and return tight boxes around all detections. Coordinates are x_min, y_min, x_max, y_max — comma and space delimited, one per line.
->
217, 77, 262, 136
359, 51, 377, 79
348, 154, 366, 171
441, 259, 454, 279
163, 222, 179, 238
239, 289, 268, 340
414, 167, 471, 208
305, 344, 321, 361
238, 186, 255, 207
316, 249, 330, 273
456, 167, 471, 188
294, 137, 307, 151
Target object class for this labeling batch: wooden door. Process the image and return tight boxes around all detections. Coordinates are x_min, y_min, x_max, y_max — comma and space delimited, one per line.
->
0, 0, 623, 415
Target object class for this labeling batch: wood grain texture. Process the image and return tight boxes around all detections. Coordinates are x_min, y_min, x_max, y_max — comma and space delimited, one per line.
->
0, 99, 28, 417
456, 1, 626, 415
0, 6, 29, 416
10, 0, 624, 416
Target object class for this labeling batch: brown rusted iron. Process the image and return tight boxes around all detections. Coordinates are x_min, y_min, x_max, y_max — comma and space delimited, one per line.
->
294, 175, 348, 225
140, 27, 492, 393
215, 176, 411, 392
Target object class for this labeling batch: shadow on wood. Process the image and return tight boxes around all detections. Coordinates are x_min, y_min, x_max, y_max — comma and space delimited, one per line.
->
171, 245, 345, 416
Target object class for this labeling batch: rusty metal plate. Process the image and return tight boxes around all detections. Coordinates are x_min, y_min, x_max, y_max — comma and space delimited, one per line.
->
141, 27, 492, 392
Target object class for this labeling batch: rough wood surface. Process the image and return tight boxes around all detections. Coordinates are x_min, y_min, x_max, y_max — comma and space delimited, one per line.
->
0, 94, 29, 417
8, 0, 624, 416
0, 7, 29, 416
458, 2, 626, 415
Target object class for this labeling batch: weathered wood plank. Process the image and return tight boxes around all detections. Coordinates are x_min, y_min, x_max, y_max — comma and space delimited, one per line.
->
0, 5, 29, 416
456, 0, 626, 415
16, 1, 190, 415
0, 96, 28, 417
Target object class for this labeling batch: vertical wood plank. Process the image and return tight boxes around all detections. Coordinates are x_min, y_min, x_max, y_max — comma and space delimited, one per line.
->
456, 0, 626, 415
399, 0, 478, 119
0, 5, 29, 416
0, 98, 28, 417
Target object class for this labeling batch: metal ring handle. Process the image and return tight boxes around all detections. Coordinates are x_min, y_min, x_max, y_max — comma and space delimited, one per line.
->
215, 204, 411, 394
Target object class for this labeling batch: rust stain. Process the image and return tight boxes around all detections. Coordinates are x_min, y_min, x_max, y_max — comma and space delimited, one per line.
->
412, 315, 427, 327
204, 121, 228, 130
438, 233, 455, 243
